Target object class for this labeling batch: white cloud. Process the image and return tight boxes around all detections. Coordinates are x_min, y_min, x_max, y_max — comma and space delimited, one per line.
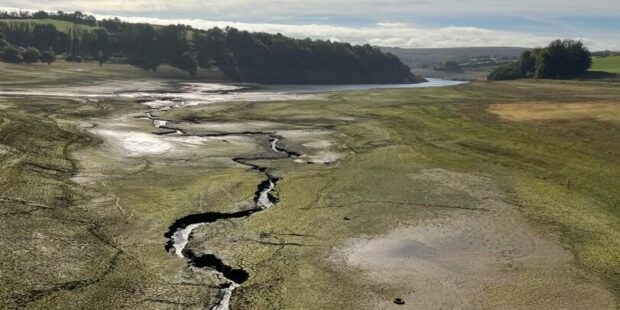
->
2, 2, 619, 50
376, 22, 409, 28
4, 0, 620, 17
89, 15, 619, 50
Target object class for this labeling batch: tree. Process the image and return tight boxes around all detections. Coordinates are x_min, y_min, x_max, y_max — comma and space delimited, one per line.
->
121, 23, 161, 70
518, 50, 536, 78
32, 10, 49, 19
69, 28, 80, 58
65, 54, 82, 62
534, 40, 591, 78
195, 28, 229, 68
39, 48, 56, 64
175, 52, 198, 78
1, 45, 23, 63
488, 62, 522, 80
23, 47, 40, 63
488, 39, 592, 81
31, 24, 69, 53
441, 61, 464, 73
83, 28, 111, 63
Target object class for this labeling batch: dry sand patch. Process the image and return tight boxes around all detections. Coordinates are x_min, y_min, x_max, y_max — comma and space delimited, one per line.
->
488, 102, 620, 122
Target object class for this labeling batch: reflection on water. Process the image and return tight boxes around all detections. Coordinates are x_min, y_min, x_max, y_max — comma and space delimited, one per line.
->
0, 78, 466, 108
257, 78, 467, 93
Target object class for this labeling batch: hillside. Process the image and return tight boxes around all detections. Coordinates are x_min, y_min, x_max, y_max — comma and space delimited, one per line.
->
380, 46, 529, 69
0, 18, 98, 31
0, 11, 421, 84
592, 55, 620, 73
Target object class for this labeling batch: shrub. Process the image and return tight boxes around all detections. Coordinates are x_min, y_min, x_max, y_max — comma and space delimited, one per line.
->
65, 54, 83, 62
40, 49, 57, 65
487, 62, 522, 80
23, 47, 41, 63
1, 45, 24, 63
442, 61, 464, 73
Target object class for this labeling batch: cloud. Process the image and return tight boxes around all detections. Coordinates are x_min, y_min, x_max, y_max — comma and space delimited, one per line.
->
89, 15, 619, 50
376, 22, 409, 28
4, 0, 620, 17
2, 2, 619, 50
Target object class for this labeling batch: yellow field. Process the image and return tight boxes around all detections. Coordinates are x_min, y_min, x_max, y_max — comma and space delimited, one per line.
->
488, 102, 620, 122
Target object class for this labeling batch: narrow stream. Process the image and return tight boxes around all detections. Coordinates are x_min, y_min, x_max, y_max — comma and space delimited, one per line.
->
145, 108, 296, 309
163, 141, 288, 309
270, 136, 301, 157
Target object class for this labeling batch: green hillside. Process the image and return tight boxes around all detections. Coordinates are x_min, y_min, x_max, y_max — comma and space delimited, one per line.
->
0, 18, 98, 31
592, 56, 620, 73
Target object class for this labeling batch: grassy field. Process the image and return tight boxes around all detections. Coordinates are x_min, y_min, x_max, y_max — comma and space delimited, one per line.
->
592, 56, 620, 73
414, 66, 497, 80
0, 19, 98, 31
0, 62, 619, 309
0, 19, 194, 39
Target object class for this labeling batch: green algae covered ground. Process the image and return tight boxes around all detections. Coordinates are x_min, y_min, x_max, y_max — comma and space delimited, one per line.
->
1, 62, 619, 309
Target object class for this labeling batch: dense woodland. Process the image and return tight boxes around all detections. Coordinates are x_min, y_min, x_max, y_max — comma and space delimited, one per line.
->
0, 10, 417, 84
488, 40, 592, 80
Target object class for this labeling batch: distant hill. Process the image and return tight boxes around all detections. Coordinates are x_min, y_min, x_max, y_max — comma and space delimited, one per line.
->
380, 46, 529, 69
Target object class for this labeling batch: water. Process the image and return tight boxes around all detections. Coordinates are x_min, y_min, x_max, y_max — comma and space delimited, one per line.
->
256, 78, 467, 93
0, 78, 465, 108
0, 79, 464, 97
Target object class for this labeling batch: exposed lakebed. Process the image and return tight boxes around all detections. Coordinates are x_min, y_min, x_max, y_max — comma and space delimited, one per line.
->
120, 84, 312, 309
0, 78, 467, 309
2, 72, 615, 310
106, 79, 464, 309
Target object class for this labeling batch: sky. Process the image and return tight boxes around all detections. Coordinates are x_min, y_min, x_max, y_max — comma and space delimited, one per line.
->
2, 0, 620, 50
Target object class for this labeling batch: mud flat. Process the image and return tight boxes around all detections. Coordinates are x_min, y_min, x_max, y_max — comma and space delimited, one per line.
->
329, 169, 617, 309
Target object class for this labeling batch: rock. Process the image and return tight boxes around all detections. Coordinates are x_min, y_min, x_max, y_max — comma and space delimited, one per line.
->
393, 298, 405, 305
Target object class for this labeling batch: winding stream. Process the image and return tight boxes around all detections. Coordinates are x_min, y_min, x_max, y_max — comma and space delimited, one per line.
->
143, 107, 295, 309
162, 140, 289, 309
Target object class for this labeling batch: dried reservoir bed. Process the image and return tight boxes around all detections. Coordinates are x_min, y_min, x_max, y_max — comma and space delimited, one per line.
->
0, 63, 619, 309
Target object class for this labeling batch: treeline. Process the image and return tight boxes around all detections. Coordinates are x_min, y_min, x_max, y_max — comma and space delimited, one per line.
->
0, 11, 416, 84
488, 40, 592, 80
194, 27, 415, 83
592, 50, 620, 58
0, 10, 96, 26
